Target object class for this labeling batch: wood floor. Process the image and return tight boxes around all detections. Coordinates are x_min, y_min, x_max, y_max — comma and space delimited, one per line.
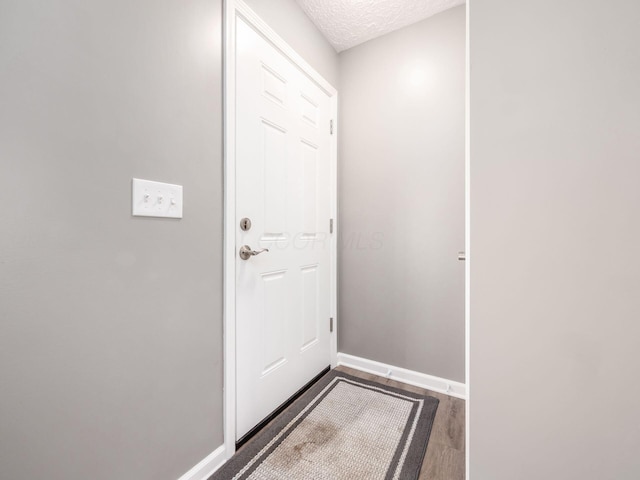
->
239, 365, 466, 479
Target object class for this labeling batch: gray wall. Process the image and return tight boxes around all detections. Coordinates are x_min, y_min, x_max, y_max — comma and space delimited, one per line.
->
0, 1, 224, 479
470, 0, 640, 478
338, 6, 466, 382
243, 0, 339, 87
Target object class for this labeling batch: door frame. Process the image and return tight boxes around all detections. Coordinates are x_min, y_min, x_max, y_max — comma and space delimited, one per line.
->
222, 0, 338, 460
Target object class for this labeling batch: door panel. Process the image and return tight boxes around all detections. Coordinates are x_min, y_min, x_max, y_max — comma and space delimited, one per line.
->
262, 121, 287, 235
301, 264, 319, 350
235, 17, 332, 440
260, 270, 287, 374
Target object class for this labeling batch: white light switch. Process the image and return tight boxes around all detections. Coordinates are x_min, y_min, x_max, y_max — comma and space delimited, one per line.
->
132, 178, 183, 218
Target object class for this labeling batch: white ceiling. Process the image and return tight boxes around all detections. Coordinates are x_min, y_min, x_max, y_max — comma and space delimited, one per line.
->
296, 0, 465, 52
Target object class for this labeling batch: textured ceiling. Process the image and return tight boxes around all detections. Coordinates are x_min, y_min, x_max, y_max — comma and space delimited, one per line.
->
296, 0, 465, 52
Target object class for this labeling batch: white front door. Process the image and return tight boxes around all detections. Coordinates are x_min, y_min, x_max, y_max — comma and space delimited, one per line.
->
235, 17, 334, 440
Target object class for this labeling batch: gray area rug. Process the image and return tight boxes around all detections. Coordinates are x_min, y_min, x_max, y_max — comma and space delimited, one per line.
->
212, 370, 439, 480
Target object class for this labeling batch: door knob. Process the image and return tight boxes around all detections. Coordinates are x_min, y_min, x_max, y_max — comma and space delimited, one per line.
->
239, 245, 269, 260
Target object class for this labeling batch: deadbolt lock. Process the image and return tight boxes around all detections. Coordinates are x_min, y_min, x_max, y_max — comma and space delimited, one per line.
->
240, 217, 252, 231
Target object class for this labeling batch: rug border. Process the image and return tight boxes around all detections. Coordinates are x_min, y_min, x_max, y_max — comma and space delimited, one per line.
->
210, 369, 439, 480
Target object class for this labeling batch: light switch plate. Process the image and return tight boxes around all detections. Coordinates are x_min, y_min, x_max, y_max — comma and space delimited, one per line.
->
132, 178, 183, 218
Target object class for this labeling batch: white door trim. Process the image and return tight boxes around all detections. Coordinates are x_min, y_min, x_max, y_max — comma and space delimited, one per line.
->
223, 0, 338, 460
464, 3, 470, 479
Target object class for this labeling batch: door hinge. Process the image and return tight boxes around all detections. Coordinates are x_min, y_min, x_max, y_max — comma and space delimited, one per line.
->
330, 317, 334, 333
330, 119, 334, 135
329, 218, 334, 234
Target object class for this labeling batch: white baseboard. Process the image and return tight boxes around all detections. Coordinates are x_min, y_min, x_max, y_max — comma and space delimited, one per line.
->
177, 445, 226, 480
337, 353, 467, 400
